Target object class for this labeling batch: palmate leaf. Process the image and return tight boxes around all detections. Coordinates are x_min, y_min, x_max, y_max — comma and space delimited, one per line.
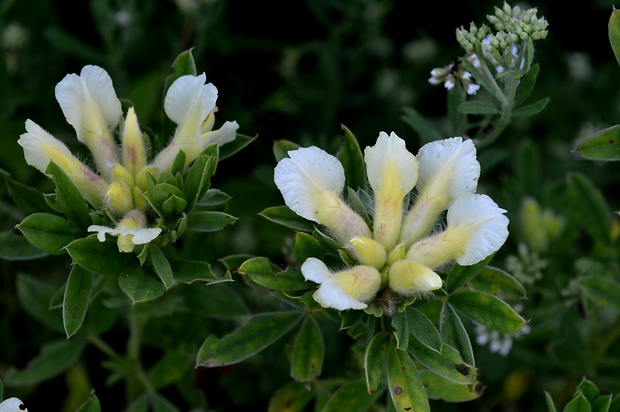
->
65, 236, 139, 276
419, 370, 482, 403
363, 331, 390, 394
440, 303, 475, 367
196, 311, 302, 367
62, 265, 94, 338
290, 317, 324, 383
119, 265, 166, 304
17, 213, 79, 255
322, 380, 384, 412
408, 335, 477, 385
448, 290, 526, 334
574, 124, 620, 161
237, 256, 311, 291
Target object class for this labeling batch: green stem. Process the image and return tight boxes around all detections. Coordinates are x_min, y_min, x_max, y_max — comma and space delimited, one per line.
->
125, 310, 155, 401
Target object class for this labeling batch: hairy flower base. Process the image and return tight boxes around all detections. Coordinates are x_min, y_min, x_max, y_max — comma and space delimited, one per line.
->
275, 132, 509, 311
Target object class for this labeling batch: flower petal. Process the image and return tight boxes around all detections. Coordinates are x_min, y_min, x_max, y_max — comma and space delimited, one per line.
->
200, 120, 239, 148
364, 131, 417, 249
274, 146, 371, 243
388, 259, 442, 295
0, 397, 28, 412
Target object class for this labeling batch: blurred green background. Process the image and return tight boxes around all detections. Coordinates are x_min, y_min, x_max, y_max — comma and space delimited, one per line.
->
2, 0, 620, 411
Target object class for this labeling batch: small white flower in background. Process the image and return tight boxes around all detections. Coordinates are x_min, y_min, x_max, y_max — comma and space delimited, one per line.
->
0, 397, 28, 412
17, 64, 238, 253
475, 304, 530, 356
428, 58, 480, 95
274, 132, 509, 311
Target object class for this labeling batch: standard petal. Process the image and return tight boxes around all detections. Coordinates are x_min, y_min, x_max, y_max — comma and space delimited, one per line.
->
364, 131, 418, 249
400, 137, 480, 246
164, 73, 217, 127
55, 65, 122, 177
445, 193, 509, 265
19, 119, 108, 206
274, 146, 371, 243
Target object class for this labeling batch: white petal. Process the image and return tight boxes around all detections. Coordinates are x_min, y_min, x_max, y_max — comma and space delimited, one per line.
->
300, 257, 331, 283
200, 120, 239, 148
313, 285, 367, 311
274, 146, 345, 222
416, 136, 480, 202
446, 194, 509, 265
466, 83, 481, 95
124, 227, 162, 245
18, 119, 73, 173
364, 131, 417, 195
55, 65, 122, 142
0, 397, 28, 412
164, 73, 217, 127
88, 225, 117, 242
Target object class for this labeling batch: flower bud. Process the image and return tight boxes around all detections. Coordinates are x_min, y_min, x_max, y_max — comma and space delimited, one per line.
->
388, 260, 442, 295
349, 237, 387, 269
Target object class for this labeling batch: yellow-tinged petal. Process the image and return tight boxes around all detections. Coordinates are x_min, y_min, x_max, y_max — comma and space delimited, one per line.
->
400, 136, 480, 246
87, 209, 161, 253
349, 236, 387, 269
18, 119, 107, 206
274, 146, 371, 244
364, 131, 418, 250
301, 257, 381, 310
122, 107, 147, 177
55, 65, 121, 178
106, 180, 134, 217
388, 259, 443, 295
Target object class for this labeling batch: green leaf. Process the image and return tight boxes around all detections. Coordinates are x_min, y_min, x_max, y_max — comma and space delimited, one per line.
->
546, 391, 558, 412
149, 244, 173, 289
63, 265, 94, 338
4, 339, 86, 386
574, 124, 620, 161
259, 205, 316, 232
609, 8, 620, 66
386, 338, 431, 412
445, 254, 494, 293
457, 101, 501, 115
447, 85, 468, 136
419, 370, 482, 402
16, 273, 64, 332
220, 133, 257, 160
391, 310, 409, 350
511, 97, 549, 117
322, 380, 384, 412
76, 392, 101, 412
564, 394, 592, 412
267, 381, 314, 412
184, 154, 214, 212
149, 351, 192, 390
401, 106, 444, 145
448, 290, 526, 334
364, 331, 390, 394
196, 311, 302, 367
408, 335, 477, 385
567, 172, 612, 246
467, 266, 526, 301
273, 139, 301, 162
579, 276, 620, 312
197, 189, 231, 207
592, 395, 612, 412
171, 260, 233, 284
186, 211, 237, 232
65, 236, 139, 276
125, 394, 149, 412
440, 303, 475, 367
407, 307, 442, 352
47, 162, 92, 229
514, 64, 540, 107
119, 265, 166, 304
0, 230, 47, 260
290, 317, 324, 383
237, 256, 311, 291
577, 377, 600, 402
294, 232, 324, 263
337, 125, 367, 191
16, 213, 78, 254
1, 170, 55, 215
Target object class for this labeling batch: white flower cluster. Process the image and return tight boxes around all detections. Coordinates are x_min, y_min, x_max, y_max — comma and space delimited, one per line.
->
17, 65, 238, 252
274, 132, 509, 311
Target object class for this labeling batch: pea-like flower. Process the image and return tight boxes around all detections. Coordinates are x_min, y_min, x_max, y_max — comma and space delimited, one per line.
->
274, 132, 508, 311
17, 65, 238, 252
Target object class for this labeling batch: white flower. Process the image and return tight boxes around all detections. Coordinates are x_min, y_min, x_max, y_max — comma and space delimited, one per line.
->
301, 258, 381, 310
55, 65, 122, 179
18, 119, 108, 206
274, 132, 509, 309
152, 73, 239, 172
0, 397, 28, 412
274, 146, 371, 244
88, 209, 161, 253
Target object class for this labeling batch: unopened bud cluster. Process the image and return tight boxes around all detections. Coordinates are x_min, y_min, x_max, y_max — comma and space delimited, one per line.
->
456, 2, 547, 71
